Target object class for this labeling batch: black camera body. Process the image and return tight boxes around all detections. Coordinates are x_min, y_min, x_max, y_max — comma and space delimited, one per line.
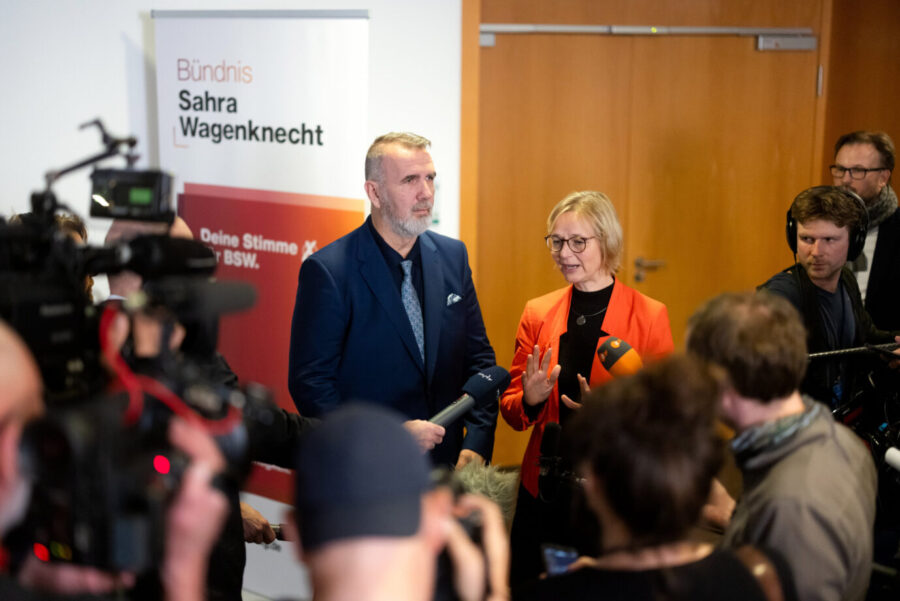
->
89, 168, 173, 222
3, 120, 267, 573
19, 393, 178, 571
18, 374, 276, 572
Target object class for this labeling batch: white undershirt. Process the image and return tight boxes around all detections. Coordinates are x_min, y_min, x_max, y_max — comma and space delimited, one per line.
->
853, 226, 880, 301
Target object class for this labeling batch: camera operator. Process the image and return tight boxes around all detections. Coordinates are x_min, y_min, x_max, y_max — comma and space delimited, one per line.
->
0, 318, 228, 601
285, 403, 510, 601
103, 215, 320, 598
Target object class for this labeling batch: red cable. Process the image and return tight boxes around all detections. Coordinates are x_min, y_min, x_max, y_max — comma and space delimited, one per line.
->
99, 305, 242, 435
99, 304, 144, 424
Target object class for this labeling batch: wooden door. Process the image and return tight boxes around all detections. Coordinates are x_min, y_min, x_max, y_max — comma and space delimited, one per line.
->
478, 3, 828, 466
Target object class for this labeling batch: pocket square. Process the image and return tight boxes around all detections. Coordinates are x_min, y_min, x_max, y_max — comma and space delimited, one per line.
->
447, 293, 462, 306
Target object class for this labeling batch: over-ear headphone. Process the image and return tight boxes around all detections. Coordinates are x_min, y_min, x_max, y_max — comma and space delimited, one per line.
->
785, 186, 869, 261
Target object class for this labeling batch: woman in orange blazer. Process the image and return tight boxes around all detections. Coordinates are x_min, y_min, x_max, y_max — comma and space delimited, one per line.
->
501, 191, 674, 587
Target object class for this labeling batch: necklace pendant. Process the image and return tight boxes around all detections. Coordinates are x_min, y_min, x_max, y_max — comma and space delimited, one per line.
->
576, 315, 586, 326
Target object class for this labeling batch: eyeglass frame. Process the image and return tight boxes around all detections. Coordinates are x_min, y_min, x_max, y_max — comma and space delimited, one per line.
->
544, 235, 597, 253
829, 164, 889, 180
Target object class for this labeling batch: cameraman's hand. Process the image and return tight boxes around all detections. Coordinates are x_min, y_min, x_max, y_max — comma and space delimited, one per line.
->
404, 419, 445, 451
446, 494, 510, 601
890, 336, 900, 370
241, 501, 276, 544
455, 449, 485, 470
162, 418, 228, 601
17, 557, 134, 595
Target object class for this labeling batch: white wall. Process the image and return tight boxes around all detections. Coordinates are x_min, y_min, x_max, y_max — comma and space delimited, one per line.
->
0, 0, 463, 245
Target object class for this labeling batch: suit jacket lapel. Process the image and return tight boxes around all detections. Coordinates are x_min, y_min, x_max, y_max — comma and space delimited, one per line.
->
421, 233, 443, 383
870, 211, 900, 298
357, 226, 425, 372
539, 286, 572, 373
601, 280, 629, 335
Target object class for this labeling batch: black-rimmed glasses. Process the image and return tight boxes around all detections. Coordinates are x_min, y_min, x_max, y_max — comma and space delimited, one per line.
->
544, 235, 596, 253
830, 165, 887, 180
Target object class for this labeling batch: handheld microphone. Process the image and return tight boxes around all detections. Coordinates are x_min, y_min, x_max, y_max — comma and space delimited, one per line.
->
597, 337, 643, 377
429, 365, 511, 428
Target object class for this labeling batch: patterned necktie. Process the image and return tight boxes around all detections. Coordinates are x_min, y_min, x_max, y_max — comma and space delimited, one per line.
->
400, 260, 425, 363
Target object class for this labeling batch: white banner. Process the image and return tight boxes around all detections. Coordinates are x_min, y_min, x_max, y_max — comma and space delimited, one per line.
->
154, 12, 369, 599
155, 10, 369, 199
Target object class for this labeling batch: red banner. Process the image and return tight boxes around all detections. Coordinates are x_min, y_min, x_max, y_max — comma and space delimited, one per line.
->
179, 183, 363, 501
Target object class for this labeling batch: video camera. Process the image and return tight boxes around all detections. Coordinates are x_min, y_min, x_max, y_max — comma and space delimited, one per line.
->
2, 120, 274, 572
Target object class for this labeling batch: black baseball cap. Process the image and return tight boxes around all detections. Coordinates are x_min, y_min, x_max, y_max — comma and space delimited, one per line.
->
293, 403, 432, 551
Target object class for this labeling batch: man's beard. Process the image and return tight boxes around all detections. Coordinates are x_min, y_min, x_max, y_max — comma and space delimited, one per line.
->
382, 195, 432, 238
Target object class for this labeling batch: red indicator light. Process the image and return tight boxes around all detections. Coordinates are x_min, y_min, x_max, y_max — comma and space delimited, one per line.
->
153, 454, 171, 475
33, 543, 50, 562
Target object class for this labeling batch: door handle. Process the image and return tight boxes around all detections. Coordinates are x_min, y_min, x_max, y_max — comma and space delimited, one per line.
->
634, 257, 666, 282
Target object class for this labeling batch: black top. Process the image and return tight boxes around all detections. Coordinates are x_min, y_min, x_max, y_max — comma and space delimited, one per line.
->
514, 548, 789, 601
366, 217, 424, 306
764, 271, 855, 350
557, 282, 613, 424
523, 281, 613, 425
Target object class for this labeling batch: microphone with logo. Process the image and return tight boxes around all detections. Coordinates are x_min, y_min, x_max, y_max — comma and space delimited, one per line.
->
429, 365, 511, 428
597, 336, 644, 377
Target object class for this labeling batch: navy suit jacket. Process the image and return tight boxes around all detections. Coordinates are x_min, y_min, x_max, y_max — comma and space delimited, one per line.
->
288, 218, 497, 465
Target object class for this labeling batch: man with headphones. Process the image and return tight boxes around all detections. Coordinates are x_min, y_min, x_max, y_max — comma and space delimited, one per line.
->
760, 185, 900, 409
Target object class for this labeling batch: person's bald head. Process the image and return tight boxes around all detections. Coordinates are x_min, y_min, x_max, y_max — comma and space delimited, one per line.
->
0, 321, 43, 423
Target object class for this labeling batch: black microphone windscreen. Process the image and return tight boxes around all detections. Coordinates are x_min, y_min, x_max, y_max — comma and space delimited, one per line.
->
143, 278, 257, 318
127, 235, 217, 278
461, 365, 511, 402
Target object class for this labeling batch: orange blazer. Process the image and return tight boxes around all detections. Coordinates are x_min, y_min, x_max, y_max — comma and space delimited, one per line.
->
500, 282, 674, 496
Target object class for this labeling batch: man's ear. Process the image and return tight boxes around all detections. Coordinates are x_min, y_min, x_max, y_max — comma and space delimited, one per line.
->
284, 510, 305, 562
718, 387, 743, 427
364, 180, 382, 209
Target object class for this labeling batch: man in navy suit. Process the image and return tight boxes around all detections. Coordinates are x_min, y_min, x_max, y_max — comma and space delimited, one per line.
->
288, 132, 497, 468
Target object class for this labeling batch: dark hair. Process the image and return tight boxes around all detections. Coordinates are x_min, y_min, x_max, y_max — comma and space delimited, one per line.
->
834, 130, 895, 172
687, 291, 807, 401
566, 355, 724, 548
790, 185, 865, 231
8, 212, 88, 242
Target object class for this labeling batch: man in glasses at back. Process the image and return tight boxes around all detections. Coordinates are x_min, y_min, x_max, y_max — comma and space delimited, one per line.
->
831, 131, 898, 330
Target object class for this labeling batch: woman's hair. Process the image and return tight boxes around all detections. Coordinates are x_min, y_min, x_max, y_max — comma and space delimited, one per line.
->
566, 355, 724, 548
54, 213, 88, 243
546, 191, 624, 272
